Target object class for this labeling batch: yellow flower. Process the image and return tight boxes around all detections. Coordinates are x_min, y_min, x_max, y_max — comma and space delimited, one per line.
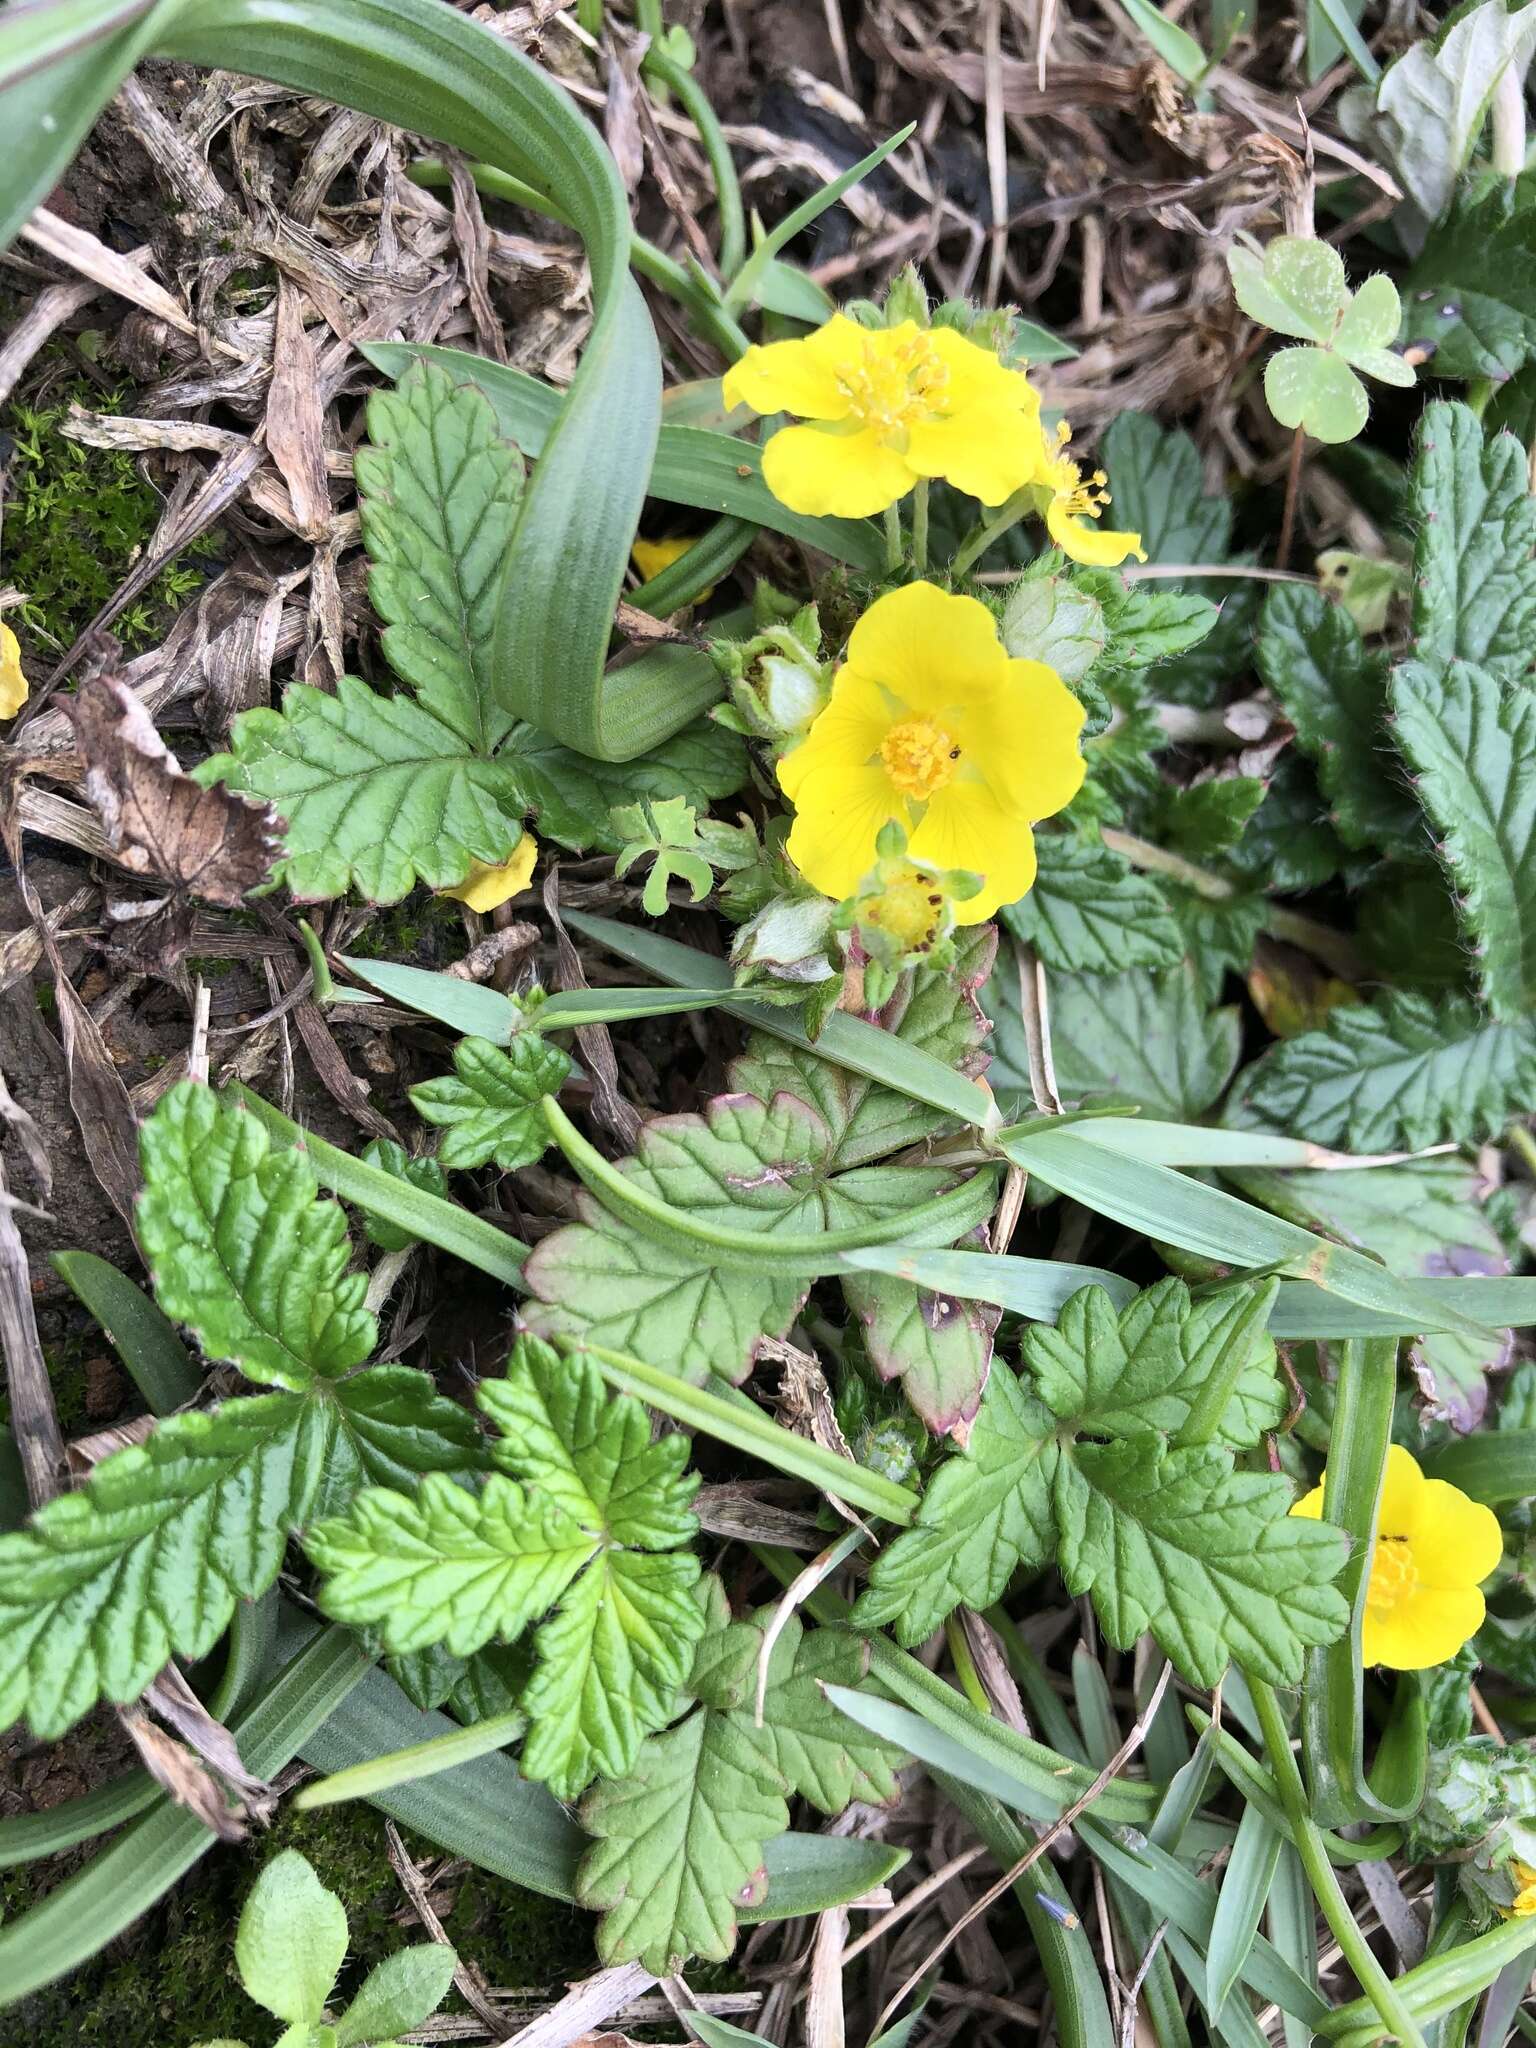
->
0, 622, 27, 720
440, 833, 538, 912
1036, 421, 1146, 568
1291, 1445, 1502, 1671
776, 581, 1085, 923
631, 533, 713, 598
1506, 1861, 1536, 1917
722, 314, 1043, 518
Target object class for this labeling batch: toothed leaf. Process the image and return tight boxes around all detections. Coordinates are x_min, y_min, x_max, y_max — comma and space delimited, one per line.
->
409, 1034, 572, 1171
1001, 836, 1183, 973
1407, 401, 1536, 676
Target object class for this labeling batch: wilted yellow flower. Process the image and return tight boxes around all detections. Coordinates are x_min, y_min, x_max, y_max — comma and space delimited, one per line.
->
441, 833, 538, 912
0, 622, 27, 719
631, 533, 713, 599
1036, 421, 1145, 568
1291, 1445, 1502, 1670
723, 314, 1043, 518
777, 582, 1085, 923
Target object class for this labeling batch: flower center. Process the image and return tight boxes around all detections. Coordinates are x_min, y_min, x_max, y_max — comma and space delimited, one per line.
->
837, 335, 949, 444
1365, 1535, 1419, 1615
865, 866, 945, 951
1049, 421, 1112, 523
881, 717, 960, 800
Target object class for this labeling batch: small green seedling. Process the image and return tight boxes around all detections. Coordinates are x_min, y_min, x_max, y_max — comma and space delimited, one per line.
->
195, 1848, 457, 2048
1227, 234, 1416, 443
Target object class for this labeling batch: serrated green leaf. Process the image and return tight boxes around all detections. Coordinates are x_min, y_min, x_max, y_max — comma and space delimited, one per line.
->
1225, 755, 1347, 894
1001, 836, 1183, 973
524, 1090, 981, 1386
357, 1141, 449, 1254
852, 1366, 1058, 1644
1407, 402, 1536, 674
1264, 346, 1369, 443
1404, 173, 1536, 382
578, 1698, 786, 1972
1235, 992, 1536, 1151
308, 1340, 702, 1799
1255, 585, 1416, 850
0, 1392, 327, 1738
236, 1850, 348, 2027
1043, 963, 1240, 1120
354, 359, 523, 752
1053, 1440, 1349, 1688
1000, 568, 1106, 684
1081, 572, 1220, 679
202, 678, 526, 903
1021, 1278, 1285, 1447
1392, 659, 1536, 1017
841, 1257, 999, 1441
409, 1034, 572, 1170
1166, 890, 1268, 1006
576, 1615, 904, 1972
325, 1364, 487, 1504
506, 716, 749, 854
1100, 414, 1232, 563
1156, 776, 1266, 859
137, 1082, 374, 1389
334, 1943, 457, 2048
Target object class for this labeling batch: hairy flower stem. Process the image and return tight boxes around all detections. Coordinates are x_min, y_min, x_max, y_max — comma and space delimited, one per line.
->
884, 502, 903, 573
1250, 1676, 1429, 2048
1101, 827, 1361, 981
951, 485, 1033, 579
912, 480, 930, 574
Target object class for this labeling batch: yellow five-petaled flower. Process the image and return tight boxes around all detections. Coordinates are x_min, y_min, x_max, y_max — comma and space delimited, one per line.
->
776, 581, 1085, 923
723, 313, 1044, 519
1291, 1444, 1502, 1671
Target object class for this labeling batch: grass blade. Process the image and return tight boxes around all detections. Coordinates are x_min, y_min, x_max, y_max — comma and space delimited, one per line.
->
1207, 1800, 1285, 2015
50, 1249, 202, 1412
294, 1708, 526, 1809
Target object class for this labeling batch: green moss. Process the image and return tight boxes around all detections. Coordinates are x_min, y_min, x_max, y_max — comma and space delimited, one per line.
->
5, 360, 219, 654
0, 1803, 591, 2047
346, 890, 466, 965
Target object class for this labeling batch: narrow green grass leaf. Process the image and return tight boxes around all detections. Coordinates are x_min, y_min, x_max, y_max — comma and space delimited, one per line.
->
50, 1249, 201, 1412
294, 1710, 526, 1809
1207, 1801, 1285, 2015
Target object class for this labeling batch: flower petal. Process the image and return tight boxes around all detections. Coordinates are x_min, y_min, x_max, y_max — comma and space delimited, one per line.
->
926, 325, 1041, 415
903, 401, 1043, 506
1413, 1480, 1504, 1591
761, 420, 914, 517
982, 658, 1087, 822
909, 781, 1038, 922
721, 315, 860, 420
1290, 1484, 1326, 1521
776, 666, 892, 809
844, 582, 1007, 711
1376, 1444, 1425, 1536
440, 833, 538, 911
1046, 496, 1146, 567
784, 764, 901, 901
1363, 1586, 1485, 1671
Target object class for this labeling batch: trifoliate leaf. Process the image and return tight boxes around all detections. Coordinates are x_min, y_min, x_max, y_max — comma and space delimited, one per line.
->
1403, 172, 1536, 382
852, 1366, 1058, 1644
523, 1091, 986, 1385
1234, 992, 1536, 1151
1022, 1278, 1284, 1448
1053, 1440, 1349, 1688
1001, 836, 1183, 974
358, 1140, 449, 1252
236, 1850, 348, 2026
1231, 239, 1413, 443
1373, 1, 1536, 229
727, 926, 998, 1169
137, 1082, 374, 1389
355, 359, 523, 752
842, 1257, 999, 1442
508, 717, 749, 854
201, 679, 526, 903
1228, 235, 1352, 344
1233, 1156, 1512, 1433
1045, 963, 1240, 1120
1392, 659, 1536, 1018
0, 1391, 330, 1738
577, 1614, 904, 1972
1407, 402, 1536, 676
1255, 585, 1416, 850
611, 795, 715, 914
409, 1034, 572, 1171
1264, 346, 1370, 443
307, 1339, 702, 1798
